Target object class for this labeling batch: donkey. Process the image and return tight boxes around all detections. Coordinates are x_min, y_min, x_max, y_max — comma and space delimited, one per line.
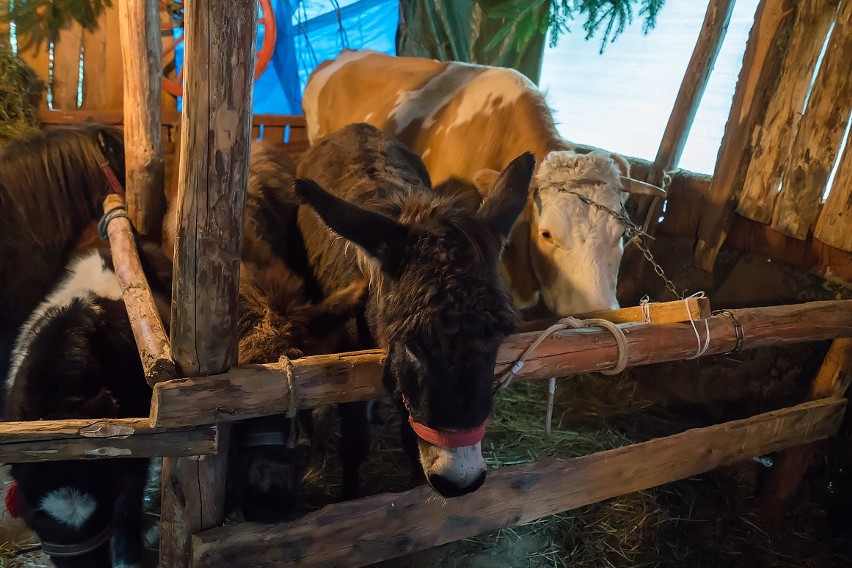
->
0, 124, 124, 394
4, 242, 171, 568
294, 123, 535, 498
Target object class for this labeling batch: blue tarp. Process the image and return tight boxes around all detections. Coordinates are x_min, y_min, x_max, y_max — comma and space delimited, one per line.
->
173, 0, 398, 114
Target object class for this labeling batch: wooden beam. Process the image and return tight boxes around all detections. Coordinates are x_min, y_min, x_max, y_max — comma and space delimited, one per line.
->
737, 0, 839, 224
151, 299, 852, 428
119, 0, 166, 238
191, 398, 846, 567
38, 109, 307, 128
757, 337, 852, 516
103, 194, 175, 385
694, 0, 795, 271
814, 121, 852, 252
520, 296, 711, 332
772, 0, 852, 240
160, 0, 258, 565
0, 418, 217, 463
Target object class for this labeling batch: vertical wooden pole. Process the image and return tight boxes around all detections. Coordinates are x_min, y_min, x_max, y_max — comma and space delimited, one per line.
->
119, 0, 165, 238
757, 338, 852, 516
159, 0, 257, 565
693, 0, 795, 272
619, 0, 735, 303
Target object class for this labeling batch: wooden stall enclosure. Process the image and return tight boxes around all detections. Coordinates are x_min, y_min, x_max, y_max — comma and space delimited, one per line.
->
1, 0, 852, 567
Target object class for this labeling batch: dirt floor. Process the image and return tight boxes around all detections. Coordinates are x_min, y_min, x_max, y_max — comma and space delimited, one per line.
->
3, 239, 851, 567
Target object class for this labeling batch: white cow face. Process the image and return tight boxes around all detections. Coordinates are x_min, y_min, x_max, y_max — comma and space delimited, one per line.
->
528, 150, 630, 316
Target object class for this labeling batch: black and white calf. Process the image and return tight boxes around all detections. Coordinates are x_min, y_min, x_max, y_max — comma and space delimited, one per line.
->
4, 243, 171, 568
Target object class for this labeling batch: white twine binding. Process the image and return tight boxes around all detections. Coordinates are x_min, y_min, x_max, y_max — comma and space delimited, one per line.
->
495, 317, 630, 435
640, 295, 652, 323
280, 356, 298, 449
684, 291, 711, 359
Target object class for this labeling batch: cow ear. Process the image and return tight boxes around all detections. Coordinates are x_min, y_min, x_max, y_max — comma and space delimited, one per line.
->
294, 178, 409, 274
476, 152, 535, 241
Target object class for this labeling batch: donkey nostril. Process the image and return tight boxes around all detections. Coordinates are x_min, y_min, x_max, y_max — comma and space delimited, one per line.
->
427, 471, 487, 498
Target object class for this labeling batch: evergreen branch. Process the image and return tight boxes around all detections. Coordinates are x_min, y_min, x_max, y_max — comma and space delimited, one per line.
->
1, 0, 112, 53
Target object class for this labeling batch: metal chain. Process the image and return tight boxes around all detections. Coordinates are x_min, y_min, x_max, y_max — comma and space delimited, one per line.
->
563, 189, 684, 299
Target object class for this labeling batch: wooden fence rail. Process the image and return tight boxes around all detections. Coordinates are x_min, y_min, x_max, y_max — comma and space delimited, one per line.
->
192, 397, 847, 567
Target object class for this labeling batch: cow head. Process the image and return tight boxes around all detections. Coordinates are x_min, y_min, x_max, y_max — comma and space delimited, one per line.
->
524, 150, 647, 316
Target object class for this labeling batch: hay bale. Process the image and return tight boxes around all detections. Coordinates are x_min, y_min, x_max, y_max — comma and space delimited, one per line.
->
0, 46, 42, 146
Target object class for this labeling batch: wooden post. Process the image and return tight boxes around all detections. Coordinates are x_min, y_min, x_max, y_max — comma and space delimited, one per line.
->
619, 0, 735, 303
82, 3, 124, 110
693, 0, 795, 272
814, 125, 852, 251
736, 0, 838, 224
118, 0, 165, 238
757, 337, 852, 516
159, 0, 258, 565
771, 0, 852, 240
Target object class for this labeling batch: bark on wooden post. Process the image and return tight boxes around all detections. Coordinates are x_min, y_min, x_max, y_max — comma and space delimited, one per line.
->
736, 0, 839, 224
619, 0, 734, 303
118, 0, 165, 238
159, 0, 258, 565
771, 0, 852, 240
693, 0, 795, 272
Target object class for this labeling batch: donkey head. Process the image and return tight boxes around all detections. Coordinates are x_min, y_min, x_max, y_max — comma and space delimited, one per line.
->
295, 152, 535, 498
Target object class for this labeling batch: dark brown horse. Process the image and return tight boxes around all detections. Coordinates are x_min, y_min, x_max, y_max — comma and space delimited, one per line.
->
294, 123, 535, 498
0, 124, 124, 395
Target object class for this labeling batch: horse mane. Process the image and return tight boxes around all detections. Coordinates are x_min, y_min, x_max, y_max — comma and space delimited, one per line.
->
0, 124, 124, 247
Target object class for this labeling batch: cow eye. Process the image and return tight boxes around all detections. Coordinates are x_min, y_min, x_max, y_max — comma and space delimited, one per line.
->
540, 230, 553, 241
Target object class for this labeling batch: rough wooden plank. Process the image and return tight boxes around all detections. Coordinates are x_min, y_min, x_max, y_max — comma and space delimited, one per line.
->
814, 124, 852, 251
737, 0, 838, 223
772, 0, 852, 240
757, 337, 852, 515
160, 0, 258, 566
103, 194, 175, 385
658, 171, 852, 284
119, 0, 166, 238
51, 21, 84, 110
151, 299, 852, 428
81, 3, 124, 110
37, 109, 305, 128
192, 398, 846, 567
694, 0, 795, 271
520, 297, 711, 333
0, 418, 217, 463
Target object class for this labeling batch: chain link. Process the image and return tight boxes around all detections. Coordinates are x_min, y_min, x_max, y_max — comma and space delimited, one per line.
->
563, 190, 684, 300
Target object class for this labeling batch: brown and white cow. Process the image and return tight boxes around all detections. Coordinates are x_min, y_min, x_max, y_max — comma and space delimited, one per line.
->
303, 49, 663, 316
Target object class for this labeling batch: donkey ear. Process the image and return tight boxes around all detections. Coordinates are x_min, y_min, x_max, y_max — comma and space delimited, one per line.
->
476, 152, 535, 241
294, 178, 409, 272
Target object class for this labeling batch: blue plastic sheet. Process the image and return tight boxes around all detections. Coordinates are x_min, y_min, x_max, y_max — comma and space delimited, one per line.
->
172, 0, 398, 114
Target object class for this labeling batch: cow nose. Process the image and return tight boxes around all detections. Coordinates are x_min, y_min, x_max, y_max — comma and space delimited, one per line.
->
427, 470, 487, 498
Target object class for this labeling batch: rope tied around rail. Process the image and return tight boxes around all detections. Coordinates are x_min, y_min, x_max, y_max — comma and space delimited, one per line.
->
98, 203, 131, 240
280, 356, 298, 449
